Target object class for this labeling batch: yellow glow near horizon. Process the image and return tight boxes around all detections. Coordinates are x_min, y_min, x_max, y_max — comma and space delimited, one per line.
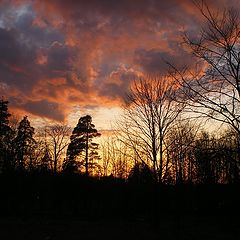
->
66, 106, 124, 131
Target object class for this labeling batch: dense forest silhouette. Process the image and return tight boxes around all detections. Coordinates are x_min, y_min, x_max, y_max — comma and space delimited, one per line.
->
1, 1, 240, 239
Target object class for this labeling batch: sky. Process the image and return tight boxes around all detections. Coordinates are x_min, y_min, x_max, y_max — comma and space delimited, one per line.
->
0, 0, 238, 130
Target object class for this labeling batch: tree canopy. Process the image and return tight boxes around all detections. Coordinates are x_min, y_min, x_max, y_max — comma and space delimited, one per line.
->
64, 115, 101, 175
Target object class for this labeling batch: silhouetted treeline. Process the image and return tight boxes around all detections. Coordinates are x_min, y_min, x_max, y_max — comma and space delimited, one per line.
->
1, 98, 240, 184
0, 99, 102, 176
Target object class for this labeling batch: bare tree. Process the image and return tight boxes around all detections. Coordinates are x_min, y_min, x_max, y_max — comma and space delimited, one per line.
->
34, 131, 53, 171
166, 120, 199, 184
8, 114, 20, 133
100, 133, 134, 179
170, 2, 240, 135
167, 2, 240, 181
100, 135, 116, 177
121, 75, 185, 183
217, 128, 240, 183
43, 124, 71, 173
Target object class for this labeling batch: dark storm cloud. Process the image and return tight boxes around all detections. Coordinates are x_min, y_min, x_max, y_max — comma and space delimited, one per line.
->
22, 99, 65, 121
0, 28, 21, 64
47, 42, 71, 71
134, 49, 172, 75
9, 97, 65, 121
134, 42, 197, 75
98, 66, 138, 100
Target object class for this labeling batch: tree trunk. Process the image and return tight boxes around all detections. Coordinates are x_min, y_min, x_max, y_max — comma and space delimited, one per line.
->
85, 130, 89, 176
158, 134, 163, 184
53, 145, 57, 173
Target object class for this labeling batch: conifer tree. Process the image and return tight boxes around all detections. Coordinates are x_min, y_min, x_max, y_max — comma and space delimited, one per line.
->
40, 146, 52, 172
64, 115, 101, 175
0, 98, 11, 133
0, 98, 13, 172
14, 116, 36, 170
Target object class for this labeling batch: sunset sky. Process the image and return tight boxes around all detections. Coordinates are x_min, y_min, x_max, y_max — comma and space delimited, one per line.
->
0, 0, 238, 130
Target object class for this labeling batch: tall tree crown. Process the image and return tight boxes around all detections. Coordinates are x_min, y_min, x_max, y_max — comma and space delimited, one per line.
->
14, 116, 36, 170
64, 115, 101, 174
15, 116, 35, 143
0, 98, 11, 135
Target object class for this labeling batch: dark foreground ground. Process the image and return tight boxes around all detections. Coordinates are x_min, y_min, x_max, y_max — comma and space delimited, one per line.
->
1, 174, 240, 239
0, 214, 239, 240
